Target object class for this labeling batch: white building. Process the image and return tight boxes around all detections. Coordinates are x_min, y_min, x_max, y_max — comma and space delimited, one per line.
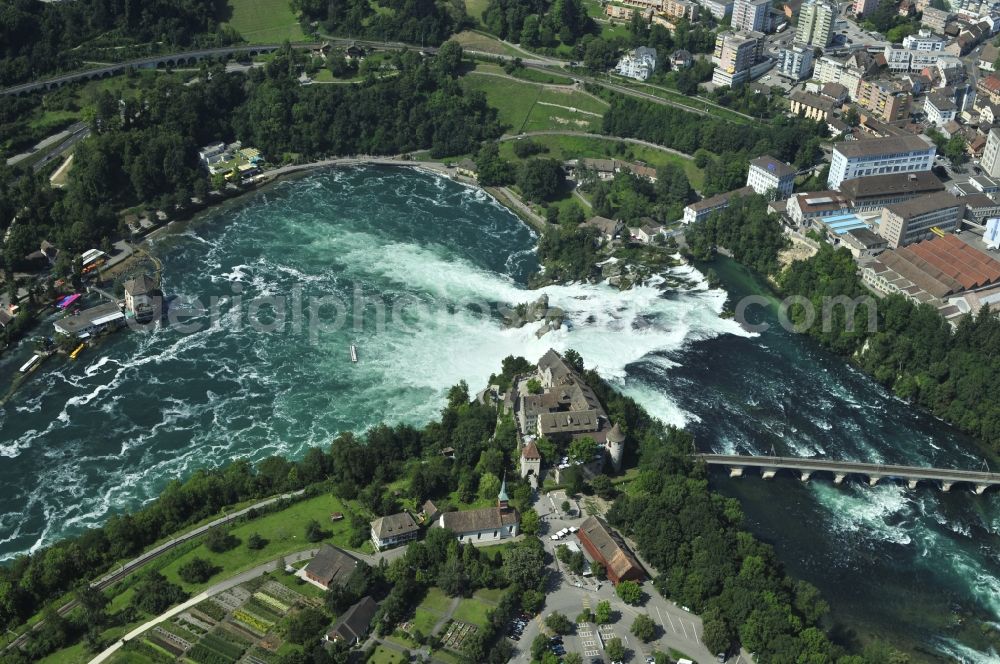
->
777, 43, 814, 80
615, 46, 657, 80
924, 90, 957, 126
828, 135, 937, 189
746, 155, 796, 199
370, 512, 419, 551
985, 217, 1000, 250
902, 29, 947, 51
981, 127, 1000, 178
699, 0, 734, 18
437, 477, 520, 544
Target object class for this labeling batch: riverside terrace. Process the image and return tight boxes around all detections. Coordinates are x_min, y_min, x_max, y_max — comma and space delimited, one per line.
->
697, 453, 1000, 494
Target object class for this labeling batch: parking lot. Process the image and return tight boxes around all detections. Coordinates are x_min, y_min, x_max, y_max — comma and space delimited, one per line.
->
508, 491, 752, 664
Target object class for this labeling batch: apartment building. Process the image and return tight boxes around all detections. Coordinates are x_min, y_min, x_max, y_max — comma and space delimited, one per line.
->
879, 191, 965, 248
700, 0, 734, 19
924, 90, 957, 126
795, 0, 836, 47
902, 29, 947, 51
856, 79, 912, 123
789, 89, 836, 120
981, 127, 1000, 178
828, 135, 936, 189
853, 0, 879, 17
777, 43, 815, 80
662, 0, 699, 20
712, 30, 764, 86
921, 6, 952, 32
732, 0, 770, 32
746, 155, 796, 199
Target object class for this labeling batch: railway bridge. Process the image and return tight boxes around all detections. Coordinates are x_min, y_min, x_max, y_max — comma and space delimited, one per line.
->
695, 453, 1000, 494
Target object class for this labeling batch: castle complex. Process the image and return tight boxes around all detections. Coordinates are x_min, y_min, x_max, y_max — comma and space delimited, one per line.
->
504, 349, 626, 483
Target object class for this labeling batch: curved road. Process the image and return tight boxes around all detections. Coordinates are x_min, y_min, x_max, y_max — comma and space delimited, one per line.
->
3, 490, 305, 653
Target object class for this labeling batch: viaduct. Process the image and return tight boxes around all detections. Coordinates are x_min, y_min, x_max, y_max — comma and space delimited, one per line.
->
696, 453, 1000, 494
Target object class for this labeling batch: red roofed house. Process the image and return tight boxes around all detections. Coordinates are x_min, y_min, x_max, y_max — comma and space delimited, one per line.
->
576, 516, 645, 584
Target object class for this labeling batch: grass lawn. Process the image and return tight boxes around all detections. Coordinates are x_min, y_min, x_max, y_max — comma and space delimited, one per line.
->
369, 645, 407, 664
420, 587, 455, 615
269, 569, 328, 599
462, 72, 606, 134
452, 597, 491, 627
412, 607, 442, 635
464, 0, 491, 23
224, 0, 306, 43
472, 587, 505, 604
151, 493, 364, 594
453, 31, 523, 57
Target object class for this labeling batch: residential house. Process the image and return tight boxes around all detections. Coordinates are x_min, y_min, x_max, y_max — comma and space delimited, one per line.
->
789, 90, 836, 121
303, 544, 359, 590
671, 49, 693, 68
616, 47, 658, 80
325, 597, 379, 645
925, 89, 958, 125
370, 512, 419, 551
631, 222, 664, 243
582, 215, 624, 243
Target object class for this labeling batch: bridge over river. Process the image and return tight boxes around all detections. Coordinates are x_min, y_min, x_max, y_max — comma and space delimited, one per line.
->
695, 453, 1000, 494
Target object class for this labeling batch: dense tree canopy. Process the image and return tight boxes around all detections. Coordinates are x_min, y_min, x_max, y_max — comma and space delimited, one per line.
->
294, 0, 465, 45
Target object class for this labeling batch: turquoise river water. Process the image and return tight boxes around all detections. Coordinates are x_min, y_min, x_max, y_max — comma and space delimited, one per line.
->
0, 166, 998, 661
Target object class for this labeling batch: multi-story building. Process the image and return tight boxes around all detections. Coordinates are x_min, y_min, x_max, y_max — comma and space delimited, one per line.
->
883, 44, 945, 72
922, 6, 952, 32
856, 79, 912, 123
980, 127, 1000, 178
746, 155, 796, 199
712, 30, 764, 86
615, 46, 658, 80
795, 0, 836, 47
732, 0, 770, 32
879, 191, 965, 247
777, 43, 815, 80
789, 89, 837, 120
699, 0, 734, 19
683, 186, 755, 223
662, 0, 699, 20
622, 0, 664, 10
903, 28, 947, 50
853, 0, 879, 17
924, 89, 958, 125
828, 135, 936, 189
786, 191, 853, 227
813, 54, 868, 97
838, 171, 945, 211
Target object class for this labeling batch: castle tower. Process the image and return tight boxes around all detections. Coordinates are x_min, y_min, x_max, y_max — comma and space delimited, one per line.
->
606, 423, 625, 473
520, 440, 542, 480
498, 473, 510, 510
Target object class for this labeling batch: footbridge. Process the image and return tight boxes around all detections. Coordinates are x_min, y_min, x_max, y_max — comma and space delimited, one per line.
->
695, 454, 1000, 494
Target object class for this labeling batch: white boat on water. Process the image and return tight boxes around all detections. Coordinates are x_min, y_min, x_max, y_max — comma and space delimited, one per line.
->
350, 344, 358, 363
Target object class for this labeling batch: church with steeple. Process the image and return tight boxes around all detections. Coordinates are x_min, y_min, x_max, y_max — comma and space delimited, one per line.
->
436, 475, 520, 545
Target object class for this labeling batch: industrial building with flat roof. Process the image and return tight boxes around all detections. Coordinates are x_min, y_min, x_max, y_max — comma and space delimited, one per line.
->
862, 234, 1000, 318
838, 172, 945, 212
879, 191, 965, 248
828, 135, 936, 189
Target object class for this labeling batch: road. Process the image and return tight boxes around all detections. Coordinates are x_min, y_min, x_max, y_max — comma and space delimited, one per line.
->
87, 548, 319, 664
3, 490, 305, 654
